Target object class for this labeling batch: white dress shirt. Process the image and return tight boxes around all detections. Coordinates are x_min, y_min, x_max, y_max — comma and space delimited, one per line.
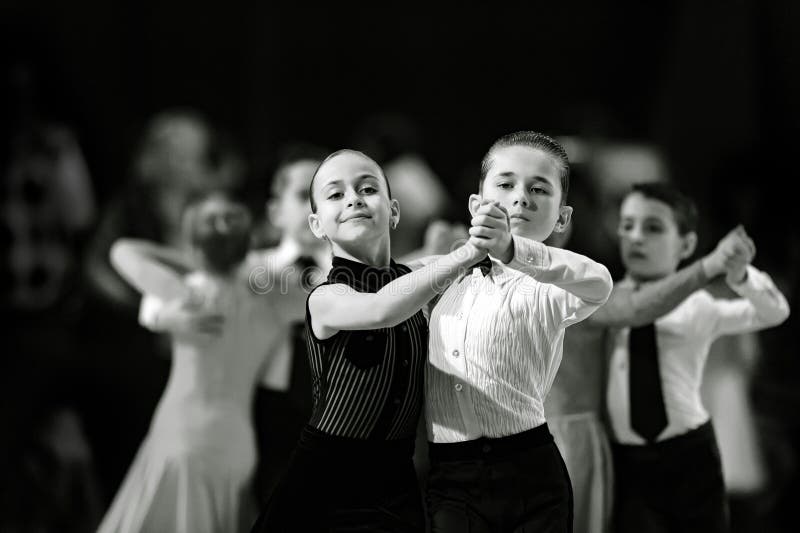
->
606, 265, 790, 445
426, 235, 613, 443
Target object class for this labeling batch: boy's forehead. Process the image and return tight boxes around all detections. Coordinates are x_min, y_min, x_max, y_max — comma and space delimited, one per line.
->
489, 146, 560, 183
621, 192, 677, 222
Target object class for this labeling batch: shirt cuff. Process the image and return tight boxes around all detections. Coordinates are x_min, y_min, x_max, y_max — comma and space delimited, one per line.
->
727, 265, 765, 296
506, 235, 550, 273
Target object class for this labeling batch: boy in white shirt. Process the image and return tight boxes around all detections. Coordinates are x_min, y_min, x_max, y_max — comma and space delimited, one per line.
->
606, 182, 790, 532
423, 131, 613, 532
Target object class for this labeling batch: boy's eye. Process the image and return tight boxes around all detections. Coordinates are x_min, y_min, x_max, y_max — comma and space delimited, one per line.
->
530, 186, 547, 194
327, 191, 343, 200
497, 182, 513, 189
360, 186, 377, 194
645, 224, 664, 233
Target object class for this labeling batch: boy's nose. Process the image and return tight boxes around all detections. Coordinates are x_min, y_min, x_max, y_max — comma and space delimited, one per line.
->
513, 194, 529, 207
628, 227, 645, 241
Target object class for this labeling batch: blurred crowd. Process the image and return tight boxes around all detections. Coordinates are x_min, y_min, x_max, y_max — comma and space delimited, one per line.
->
2, 59, 799, 533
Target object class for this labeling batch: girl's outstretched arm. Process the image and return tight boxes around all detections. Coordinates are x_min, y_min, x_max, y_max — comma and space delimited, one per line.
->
309, 242, 485, 339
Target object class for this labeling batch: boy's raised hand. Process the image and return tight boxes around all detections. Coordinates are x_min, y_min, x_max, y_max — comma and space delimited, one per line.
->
724, 226, 756, 284
469, 197, 513, 262
702, 225, 756, 279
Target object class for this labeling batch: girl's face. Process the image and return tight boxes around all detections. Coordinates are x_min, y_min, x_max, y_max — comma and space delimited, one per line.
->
618, 192, 696, 281
479, 145, 571, 243
308, 152, 398, 253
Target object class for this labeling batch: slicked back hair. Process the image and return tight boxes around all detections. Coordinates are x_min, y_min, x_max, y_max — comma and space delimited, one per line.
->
480, 131, 570, 204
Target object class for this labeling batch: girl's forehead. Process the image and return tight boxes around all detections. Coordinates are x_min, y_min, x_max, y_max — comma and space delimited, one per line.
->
313, 153, 388, 199
318, 153, 382, 182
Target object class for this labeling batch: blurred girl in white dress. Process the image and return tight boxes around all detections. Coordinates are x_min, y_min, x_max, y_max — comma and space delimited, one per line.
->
98, 193, 294, 533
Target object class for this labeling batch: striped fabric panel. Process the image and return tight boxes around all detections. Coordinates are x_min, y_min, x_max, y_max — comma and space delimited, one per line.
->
306, 304, 427, 440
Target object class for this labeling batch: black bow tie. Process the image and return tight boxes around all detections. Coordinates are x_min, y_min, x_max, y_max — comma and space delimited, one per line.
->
471, 256, 493, 276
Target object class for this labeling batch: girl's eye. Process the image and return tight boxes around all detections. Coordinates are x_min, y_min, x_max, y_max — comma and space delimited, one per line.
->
645, 224, 664, 233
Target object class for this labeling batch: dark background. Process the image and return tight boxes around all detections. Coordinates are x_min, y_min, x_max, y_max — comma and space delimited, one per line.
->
2, 1, 798, 531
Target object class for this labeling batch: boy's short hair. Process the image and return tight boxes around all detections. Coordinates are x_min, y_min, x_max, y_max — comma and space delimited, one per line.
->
480, 131, 571, 204
309, 149, 392, 213
270, 142, 330, 198
629, 182, 698, 235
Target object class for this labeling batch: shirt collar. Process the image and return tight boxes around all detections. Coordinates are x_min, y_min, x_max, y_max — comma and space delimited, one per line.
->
328, 256, 403, 292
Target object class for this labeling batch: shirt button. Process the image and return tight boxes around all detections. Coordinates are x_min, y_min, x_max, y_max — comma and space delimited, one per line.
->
393, 398, 401, 405
457, 312, 464, 320
454, 383, 463, 392
401, 325, 407, 332
482, 443, 492, 453
452, 350, 460, 358
402, 359, 409, 367
366, 335, 374, 341
526, 256, 535, 264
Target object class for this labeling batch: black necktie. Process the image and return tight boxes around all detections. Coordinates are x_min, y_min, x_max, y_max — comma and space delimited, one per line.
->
471, 257, 493, 276
628, 323, 668, 442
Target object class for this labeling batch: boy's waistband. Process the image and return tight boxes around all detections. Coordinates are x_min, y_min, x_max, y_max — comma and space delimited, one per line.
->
612, 421, 715, 458
428, 423, 553, 462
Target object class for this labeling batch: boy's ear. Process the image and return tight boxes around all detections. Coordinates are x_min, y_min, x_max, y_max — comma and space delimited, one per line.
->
553, 205, 573, 234
389, 199, 400, 230
468, 194, 483, 217
267, 199, 281, 228
308, 213, 326, 240
680, 231, 698, 260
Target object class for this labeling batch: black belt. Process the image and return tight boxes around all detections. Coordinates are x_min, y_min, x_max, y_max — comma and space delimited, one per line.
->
428, 423, 553, 462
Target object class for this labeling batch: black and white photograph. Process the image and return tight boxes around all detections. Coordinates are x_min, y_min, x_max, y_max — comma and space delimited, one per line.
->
1, 2, 798, 532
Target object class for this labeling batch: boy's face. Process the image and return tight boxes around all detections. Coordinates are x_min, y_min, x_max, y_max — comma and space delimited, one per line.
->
618, 192, 696, 281
270, 160, 320, 247
480, 145, 571, 242
308, 152, 398, 247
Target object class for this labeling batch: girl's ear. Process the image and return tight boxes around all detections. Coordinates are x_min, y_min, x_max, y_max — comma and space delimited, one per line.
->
553, 205, 574, 234
308, 213, 326, 240
680, 231, 698, 260
390, 199, 400, 230
468, 194, 483, 217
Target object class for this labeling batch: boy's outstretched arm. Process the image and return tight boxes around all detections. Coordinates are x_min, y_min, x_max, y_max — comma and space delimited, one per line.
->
588, 225, 751, 327
506, 235, 613, 308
